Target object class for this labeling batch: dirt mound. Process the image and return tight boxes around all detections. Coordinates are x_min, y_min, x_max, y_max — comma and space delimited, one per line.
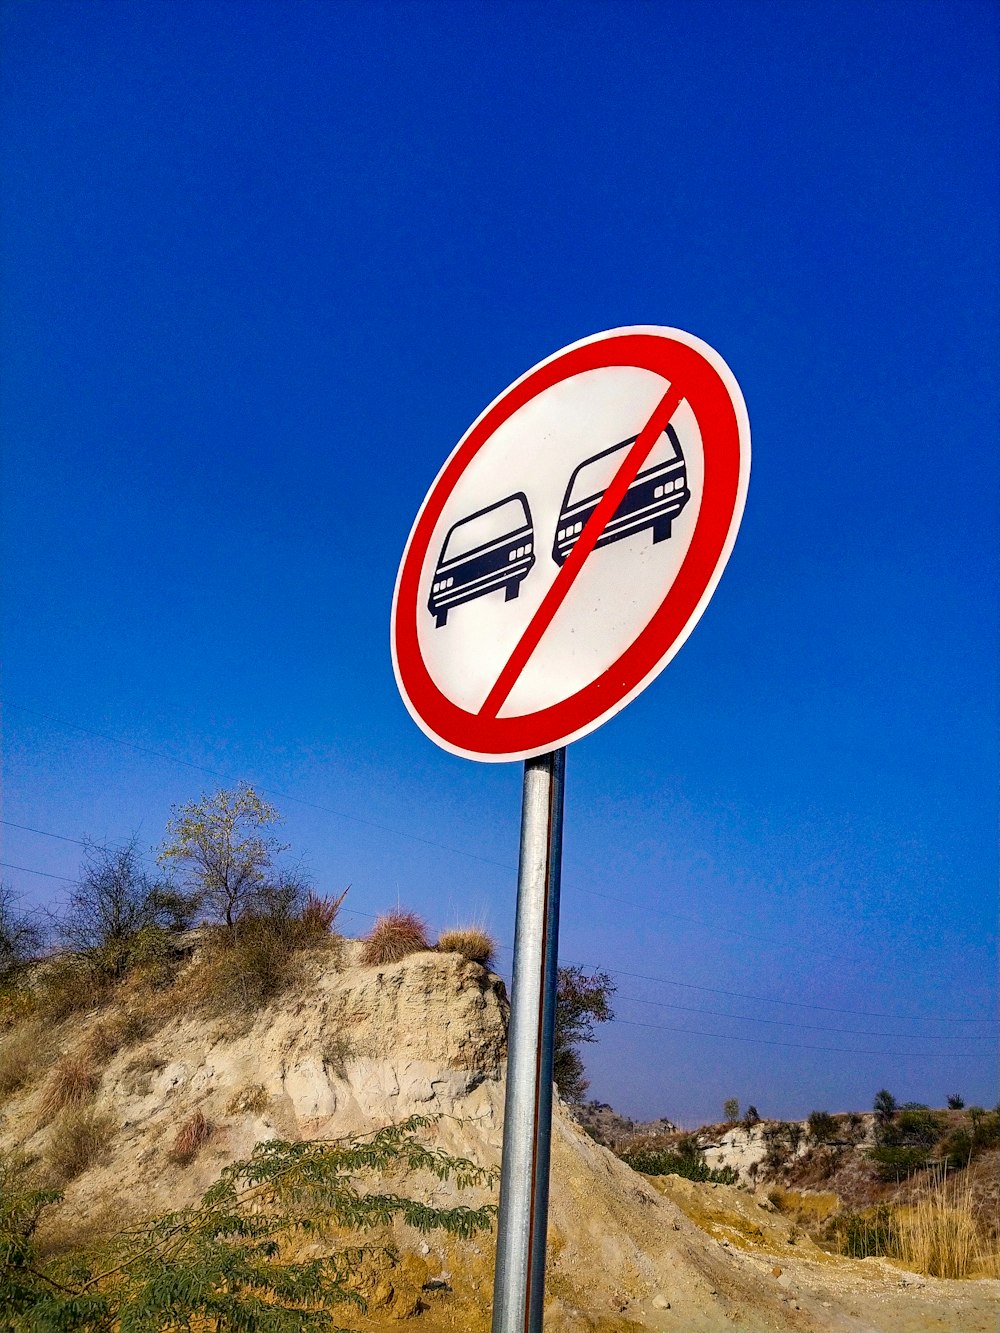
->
1, 944, 997, 1331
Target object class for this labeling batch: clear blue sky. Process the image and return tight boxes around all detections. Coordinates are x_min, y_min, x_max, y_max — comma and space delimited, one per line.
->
2, 0, 996, 1123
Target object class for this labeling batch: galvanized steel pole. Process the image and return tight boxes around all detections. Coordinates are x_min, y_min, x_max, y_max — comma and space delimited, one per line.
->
491, 748, 565, 1333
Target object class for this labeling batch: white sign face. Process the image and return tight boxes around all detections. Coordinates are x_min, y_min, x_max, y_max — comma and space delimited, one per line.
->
392, 326, 750, 762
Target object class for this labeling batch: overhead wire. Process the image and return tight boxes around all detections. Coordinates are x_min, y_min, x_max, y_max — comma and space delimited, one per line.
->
3, 817, 996, 1027
3, 709, 997, 1029
0, 861, 77, 883
611, 990, 996, 1040
1, 701, 513, 873
566, 960, 997, 1025
612, 1017, 988, 1059
0, 821, 86, 846
2, 701, 844, 954
0, 852, 992, 1059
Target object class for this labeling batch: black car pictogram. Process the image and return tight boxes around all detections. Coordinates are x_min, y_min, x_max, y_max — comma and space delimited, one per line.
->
429, 492, 535, 628
552, 425, 690, 566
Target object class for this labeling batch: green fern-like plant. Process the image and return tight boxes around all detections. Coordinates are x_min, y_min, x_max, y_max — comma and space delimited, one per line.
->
2, 1116, 496, 1331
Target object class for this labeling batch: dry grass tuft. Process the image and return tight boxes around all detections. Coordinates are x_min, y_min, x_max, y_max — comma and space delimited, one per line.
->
437, 927, 497, 967
46, 1108, 114, 1182
321, 1034, 355, 1076
83, 1009, 151, 1063
300, 887, 349, 935
169, 1109, 213, 1165
225, 1083, 269, 1116
37, 955, 111, 1022
894, 1169, 1000, 1278
360, 910, 431, 966
0, 1021, 49, 1100
0, 983, 36, 1030
39, 1053, 100, 1121
175, 915, 344, 1020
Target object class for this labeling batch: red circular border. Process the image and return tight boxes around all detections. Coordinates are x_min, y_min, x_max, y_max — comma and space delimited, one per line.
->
393, 332, 742, 756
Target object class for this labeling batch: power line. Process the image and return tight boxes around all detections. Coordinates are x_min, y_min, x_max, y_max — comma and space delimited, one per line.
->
1, 701, 514, 874
4, 822, 995, 1026
613, 991, 997, 1040
3, 814, 793, 954
1, 701, 846, 955
613, 1016, 989, 1059
0, 861, 76, 883
577, 885, 789, 948
0, 858, 989, 1060
1, 821, 86, 846
568, 961, 996, 1025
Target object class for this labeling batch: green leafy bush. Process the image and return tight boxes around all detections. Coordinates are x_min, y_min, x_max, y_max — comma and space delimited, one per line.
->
873, 1088, 898, 1123
807, 1111, 838, 1143
553, 966, 616, 1104
621, 1148, 738, 1185
2, 1116, 496, 1331
868, 1144, 932, 1181
894, 1108, 944, 1144
827, 1203, 896, 1258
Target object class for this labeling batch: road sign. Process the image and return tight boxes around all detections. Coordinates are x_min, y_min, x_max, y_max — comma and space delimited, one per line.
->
391, 325, 751, 761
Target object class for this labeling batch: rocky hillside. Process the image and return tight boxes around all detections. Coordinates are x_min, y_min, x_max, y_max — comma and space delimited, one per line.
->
1, 936, 998, 1332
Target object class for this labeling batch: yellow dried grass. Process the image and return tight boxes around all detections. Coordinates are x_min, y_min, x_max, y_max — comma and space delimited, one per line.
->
360, 910, 430, 966
893, 1168, 1000, 1278
437, 927, 497, 967
168, 1109, 213, 1164
39, 1053, 99, 1120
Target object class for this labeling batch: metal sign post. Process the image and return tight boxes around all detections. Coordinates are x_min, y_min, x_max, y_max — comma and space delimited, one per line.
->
390, 325, 750, 1331
491, 748, 565, 1333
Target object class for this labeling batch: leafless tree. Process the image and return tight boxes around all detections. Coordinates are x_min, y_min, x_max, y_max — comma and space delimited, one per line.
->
0, 881, 43, 975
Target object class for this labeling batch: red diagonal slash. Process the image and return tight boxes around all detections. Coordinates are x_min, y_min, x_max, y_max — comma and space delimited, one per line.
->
478, 381, 686, 720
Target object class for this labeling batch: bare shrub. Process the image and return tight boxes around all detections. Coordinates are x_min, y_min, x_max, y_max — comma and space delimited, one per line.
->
46, 1108, 113, 1182
169, 1109, 212, 1165
437, 927, 497, 967
360, 910, 430, 966
39, 1053, 99, 1121
0, 882, 43, 976
225, 1083, 269, 1116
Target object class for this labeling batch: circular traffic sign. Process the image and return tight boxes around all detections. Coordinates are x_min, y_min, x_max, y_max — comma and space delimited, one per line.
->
391, 325, 750, 762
